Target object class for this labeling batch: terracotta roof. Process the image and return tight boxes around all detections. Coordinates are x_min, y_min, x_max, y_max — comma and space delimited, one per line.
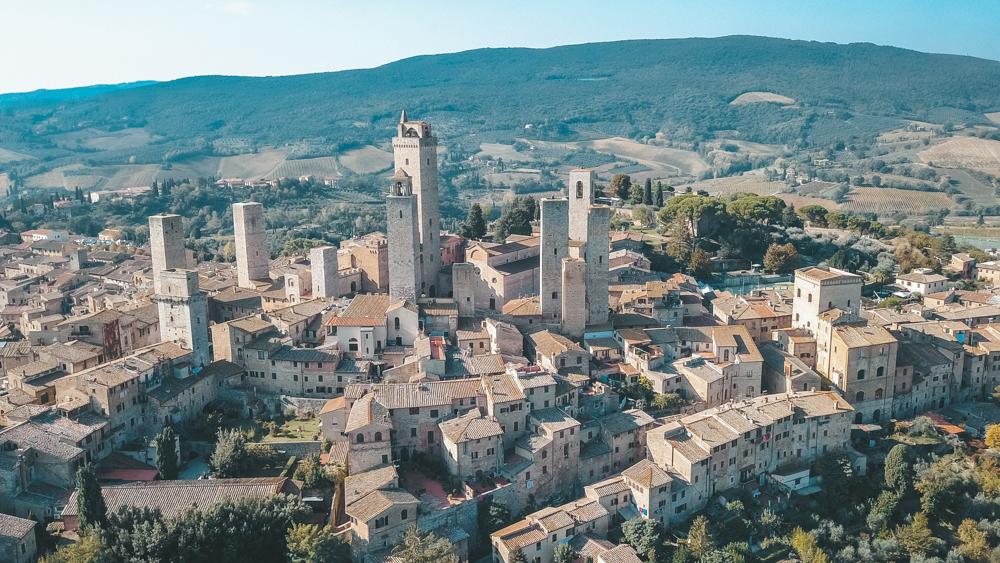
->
319, 396, 345, 415
599, 545, 644, 563
439, 411, 503, 443
326, 295, 390, 327
622, 459, 672, 489
344, 465, 398, 505
502, 297, 541, 316
344, 488, 418, 522
345, 394, 392, 432
0, 513, 35, 541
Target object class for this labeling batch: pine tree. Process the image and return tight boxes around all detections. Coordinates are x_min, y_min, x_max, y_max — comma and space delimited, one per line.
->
643, 178, 653, 205
155, 426, 178, 480
462, 204, 487, 239
554, 544, 578, 563
393, 525, 458, 563
687, 515, 714, 559
75, 463, 107, 533
655, 184, 664, 207
509, 547, 528, 563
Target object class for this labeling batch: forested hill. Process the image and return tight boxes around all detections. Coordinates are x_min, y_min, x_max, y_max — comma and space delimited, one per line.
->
4, 35, 1000, 162
0, 81, 158, 106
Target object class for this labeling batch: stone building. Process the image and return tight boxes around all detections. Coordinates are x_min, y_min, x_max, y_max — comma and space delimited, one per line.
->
439, 410, 504, 479
791, 266, 862, 332
392, 111, 442, 297
148, 214, 187, 295
0, 513, 37, 563
232, 202, 270, 290
338, 232, 389, 294
386, 171, 422, 304
156, 269, 209, 368
539, 198, 569, 319
646, 391, 860, 521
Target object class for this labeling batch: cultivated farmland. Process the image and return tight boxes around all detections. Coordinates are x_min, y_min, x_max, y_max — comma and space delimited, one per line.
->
264, 157, 341, 180
339, 146, 393, 174
674, 174, 789, 197
839, 187, 952, 215
919, 137, 1000, 170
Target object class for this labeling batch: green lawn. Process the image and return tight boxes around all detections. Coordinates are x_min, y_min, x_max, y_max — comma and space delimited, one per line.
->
186, 414, 322, 443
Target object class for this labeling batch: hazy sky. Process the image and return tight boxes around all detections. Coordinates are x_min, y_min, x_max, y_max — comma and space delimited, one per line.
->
2, 0, 997, 94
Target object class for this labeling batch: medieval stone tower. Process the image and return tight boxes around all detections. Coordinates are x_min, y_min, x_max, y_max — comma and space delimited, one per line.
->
310, 246, 339, 298
585, 205, 611, 325
149, 214, 186, 294
157, 269, 210, 368
453, 262, 476, 317
561, 258, 587, 338
232, 202, 270, 289
540, 198, 569, 318
392, 111, 441, 296
568, 169, 596, 242
387, 170, 421, 304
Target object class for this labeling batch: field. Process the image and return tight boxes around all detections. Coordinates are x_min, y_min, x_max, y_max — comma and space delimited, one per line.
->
839, 187, 952, 214
215, 149, 292, 179
529, 137, 709, 179
0, 147, 34, 163
62, 165, 162, 191
264, 156, 341, 180
792, 181, 840, 197
477, 143, 528, 162
919, 137, 1000, 170
778, 194, 839, 211
730, 92, 795, 105
942, 168, 998, 205
986, 112, 1000, 125
23, 164, 84, 189
674, 174, 789, 197
339, 146, 393, 174
49, 127, 159, 151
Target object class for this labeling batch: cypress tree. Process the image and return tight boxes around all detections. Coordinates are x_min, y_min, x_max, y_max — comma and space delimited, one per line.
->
155, 426, 179, 480
151, 180, 159, 198
643, 178, 653, 205
655, 185, 664, 207
75, 463, 107, 533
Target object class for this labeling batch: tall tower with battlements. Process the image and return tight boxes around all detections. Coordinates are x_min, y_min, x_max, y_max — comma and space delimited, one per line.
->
149, 214, 186, 294
392, 111, 441, 296
387, 170, 421, 304
157, 269, 210, 368
232, 202, 270, 289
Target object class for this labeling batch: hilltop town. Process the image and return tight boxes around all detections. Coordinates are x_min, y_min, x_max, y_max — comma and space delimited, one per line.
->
5, 111, 1000, 563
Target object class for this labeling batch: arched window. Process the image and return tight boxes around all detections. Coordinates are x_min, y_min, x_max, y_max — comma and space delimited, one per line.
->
808, 294, 812, 303
723, 350, 730, 361
401, 509, 408, 520
237, 348, 244, 360
855, 412, 863, 424
541, 450, 547, 459
394, 317, 400, 330
875, 388, 883, 399
857, 369, 866, 380
357, 434, 365, 443
803, 383, 809, 391
349, 338, 359, 352
828, 301, 832, 309
350, 281, 357, 293
795, 313, 799, 321
873, 409, 881, 423
576, 181, 584, 198
797, 288, 801, 297
855, 391, 865, 402
876, 367, 884, 377
374, 432, 382, 441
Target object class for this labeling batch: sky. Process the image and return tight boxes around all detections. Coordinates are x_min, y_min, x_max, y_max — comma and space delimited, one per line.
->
2, 0, 998, 95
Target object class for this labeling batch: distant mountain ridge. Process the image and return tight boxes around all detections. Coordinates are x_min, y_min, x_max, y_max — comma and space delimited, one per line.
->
3, 36, 1000, 167
0, 81, 158, 106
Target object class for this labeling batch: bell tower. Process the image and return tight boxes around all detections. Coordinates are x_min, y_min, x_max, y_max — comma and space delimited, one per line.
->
392, 111, 441, 297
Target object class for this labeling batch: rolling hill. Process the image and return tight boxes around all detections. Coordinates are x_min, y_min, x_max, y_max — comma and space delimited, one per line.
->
2, 36, 1000, 174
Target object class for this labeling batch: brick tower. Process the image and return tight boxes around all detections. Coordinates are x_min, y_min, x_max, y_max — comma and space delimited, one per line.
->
387, 170, 421, 304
